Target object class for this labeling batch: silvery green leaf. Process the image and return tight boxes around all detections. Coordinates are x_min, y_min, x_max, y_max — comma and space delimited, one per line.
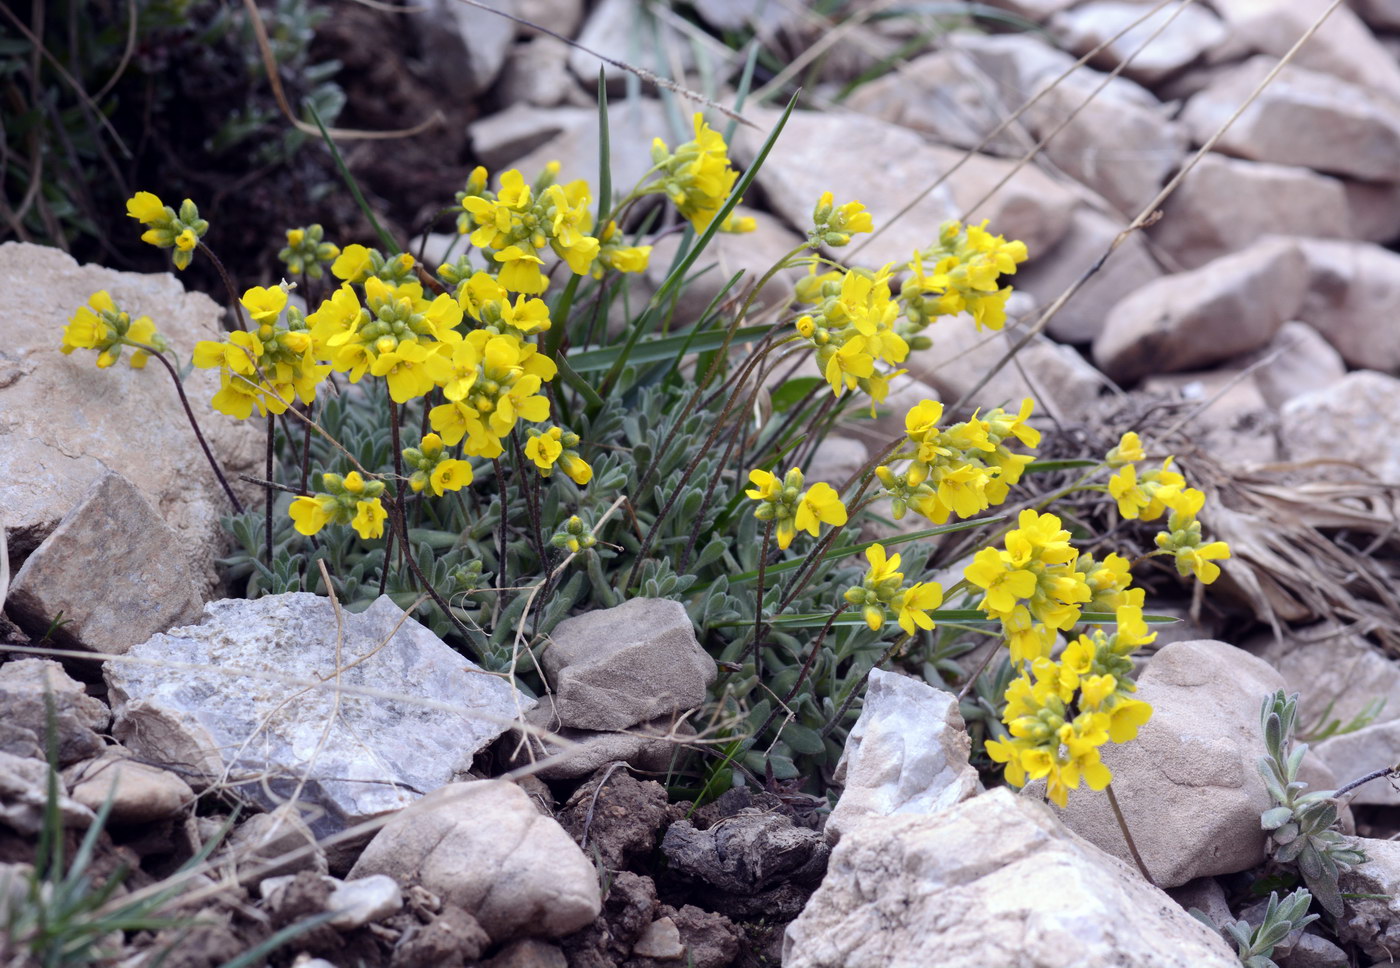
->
1273, 821, 1300, 845
1261, 807, 1294, 830
1276, 836, 1306, 863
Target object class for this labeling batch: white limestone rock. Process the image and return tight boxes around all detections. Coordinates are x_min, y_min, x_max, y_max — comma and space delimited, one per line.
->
104, 593, 529, 833
825, 668, 980, 845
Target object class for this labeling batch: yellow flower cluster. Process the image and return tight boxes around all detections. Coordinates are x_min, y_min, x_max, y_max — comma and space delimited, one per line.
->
810, 192, 873, 248
193, 285, 330, 419
1106, 434, 1231, 584
964, 508, 1092, 665
126, 191, 208, 271
61, 291, 167, 369
289, 471, 389, 540
877, 398, 1040, 526
985, 605, 1155, 808
524, 425, 593, 486
744, 466, 848, 550
648, 114, 749, 234
278, 224, 341, 280
402, 433, 474, 497
794, 265, 908, 404
843, 543, 944, 635
901, 219, 1028, 332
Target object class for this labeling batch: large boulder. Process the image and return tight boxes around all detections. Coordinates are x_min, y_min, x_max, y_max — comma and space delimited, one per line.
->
732, 108, 1078, 269
825, 668, 980, 845
1294, 238, 1400, 370
349, 780, 602, 942
1053, 640, 1283, 887
1210, 0, 1400, 101
1093, 237, 1304, 384
540, 598, 716, 731
104, 593, 529, 833
847, 34, 1186, 215
1182, 58, 1400, 181
0, 242, 260, 591
784, 787, 1237, 967
1279, 371, 1400, 483
1016, 206, 1164, 344
1150, 155, 1351, 269
1049, 1, 1227, 85
6, 471, 204, 655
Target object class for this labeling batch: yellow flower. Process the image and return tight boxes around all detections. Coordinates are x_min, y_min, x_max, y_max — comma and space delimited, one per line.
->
1106, 431, 1145, 467
525, 429, 563, 471
126, 191, 166, 224
428, 459, 473, 496
964, 547, 1037, 614
331, 244, 374, 283
1173, 541, 1232, 584
894, 581, 943, 635
794, 482, 847, 539
289, 494, 337, 536
352, 499, 388, 540
241, 285, 288, 324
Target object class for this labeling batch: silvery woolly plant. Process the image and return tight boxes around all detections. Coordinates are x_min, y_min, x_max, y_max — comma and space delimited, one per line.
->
1202, 889, 1318, 968
1258, 690, 1368, 917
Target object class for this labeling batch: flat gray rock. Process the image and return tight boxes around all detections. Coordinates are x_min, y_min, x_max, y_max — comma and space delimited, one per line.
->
104, 593, 530, 832
541, 598, 716, 731
0, 242, 260, 592
7, 471, 204, 655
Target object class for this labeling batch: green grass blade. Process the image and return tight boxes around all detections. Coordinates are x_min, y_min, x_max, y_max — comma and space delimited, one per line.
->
650, 91, 797, 310
567, 324, 771, 372
306, 102, 399, 255
596, 68, 613, 229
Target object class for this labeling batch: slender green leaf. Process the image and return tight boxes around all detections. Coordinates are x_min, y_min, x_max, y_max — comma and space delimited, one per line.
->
306, 103, 398, 254
567, 324, 771, 372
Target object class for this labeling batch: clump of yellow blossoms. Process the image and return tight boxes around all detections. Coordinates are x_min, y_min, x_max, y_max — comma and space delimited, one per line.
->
793, 219, 1026, 407
193, 284, 330, 419
126, 191, 208, 271
876, 398, 1040, 526
61, 291, 167, 368
524, 425, 593, 486
810, 192, 873, 248
902, 219, 1028, 332
648, 114, 750, 234
843, 543, 944, 635
965, 508, 1093, 665
289, 471, 389, 540
402, 433, 474, 497
1106, 433, 1232, 584
278, 224, 340, 279
795, 264, 908, 404
985, 604, 1156, 807
744, 466, 848, 550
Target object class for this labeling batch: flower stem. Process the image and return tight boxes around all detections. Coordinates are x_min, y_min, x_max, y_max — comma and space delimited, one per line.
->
264, 414, 275, 568
133, 344, 243, 514
753, 520, 773, 682
1336, 765, 1399, 799
197, 241, 249, 333
1105, 782, 1156, 886
388, 399, 408, 588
